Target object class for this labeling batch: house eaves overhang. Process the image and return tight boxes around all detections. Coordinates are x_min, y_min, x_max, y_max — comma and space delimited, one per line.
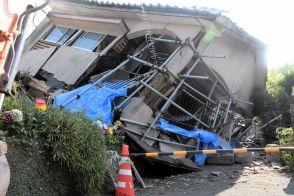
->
50, 0, 264, 48
50, 0, 220, 20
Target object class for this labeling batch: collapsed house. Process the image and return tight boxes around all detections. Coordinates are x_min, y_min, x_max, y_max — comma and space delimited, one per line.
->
19, 0, 267, 170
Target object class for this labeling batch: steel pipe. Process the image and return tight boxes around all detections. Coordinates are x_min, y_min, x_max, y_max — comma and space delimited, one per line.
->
152, 37, 182, 44
114, 45, 182, 109
141, 81, 210, 128
200, 55, 226, 59
122, 127, 195, 149
61, 35, 165, 107
141, 58, 203, 140
179, 75, 209, 80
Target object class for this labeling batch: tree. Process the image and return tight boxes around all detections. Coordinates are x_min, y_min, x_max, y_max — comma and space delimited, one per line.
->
266, 64, 294, 97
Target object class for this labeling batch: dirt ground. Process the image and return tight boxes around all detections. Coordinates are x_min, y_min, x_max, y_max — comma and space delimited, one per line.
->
136, 160, 294, 196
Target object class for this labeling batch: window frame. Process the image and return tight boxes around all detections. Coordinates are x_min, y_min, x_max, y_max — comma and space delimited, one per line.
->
71, 31, 107, 52
44, 26, 76, 45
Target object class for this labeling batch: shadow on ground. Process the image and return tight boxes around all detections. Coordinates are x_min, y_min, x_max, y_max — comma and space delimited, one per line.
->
283, 174, 294, 195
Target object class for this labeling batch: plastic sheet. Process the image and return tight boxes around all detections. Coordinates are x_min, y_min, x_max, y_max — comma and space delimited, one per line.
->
53, 83, 127, 124
157, 118, 228, 165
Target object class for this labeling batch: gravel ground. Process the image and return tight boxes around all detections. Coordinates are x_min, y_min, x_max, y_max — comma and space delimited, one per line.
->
136, 160, 294, 196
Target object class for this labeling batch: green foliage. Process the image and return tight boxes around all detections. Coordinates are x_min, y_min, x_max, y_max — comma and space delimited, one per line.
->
277, 127, 294, 170
252, 64, 294, 125
105, 133, 125, 151
1, 96, 107, 193
37, 107, 106, 191
266, 64, 294, 97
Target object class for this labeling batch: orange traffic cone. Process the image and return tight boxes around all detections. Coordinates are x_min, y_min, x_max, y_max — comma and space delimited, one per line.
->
116, 144, 135, 196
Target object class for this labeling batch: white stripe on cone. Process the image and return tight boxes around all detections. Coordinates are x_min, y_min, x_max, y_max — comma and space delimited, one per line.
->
117, 181, 126, 188
119, 169, 132, 176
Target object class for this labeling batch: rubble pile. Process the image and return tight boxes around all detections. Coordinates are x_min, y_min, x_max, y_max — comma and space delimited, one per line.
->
16, 1, 269, 171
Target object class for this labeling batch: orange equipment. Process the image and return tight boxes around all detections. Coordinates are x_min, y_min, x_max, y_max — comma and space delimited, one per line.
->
0, 0, 50, 110
0, 0, 19, 65
116, 144, 135, 196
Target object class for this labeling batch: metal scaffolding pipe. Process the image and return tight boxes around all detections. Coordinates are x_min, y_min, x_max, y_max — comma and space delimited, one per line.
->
212, 102, 221, 128
234, 99, 254, 105
182, 80, 216, 105
200, 55, 226, 59
61, 35, 165, 107
141, 81, 210, 128
223, 97, 232, 124
127, 46, 218, 107
141, 79, 186, 140
167, 69, 216, 105
141, 58, 203, 140
114, 45, 182, 109
188, 42, 230, 94
122, 127, 195, 149
152, 37, 182, 44
61, 59, 130, 107
121, 117, 148, 127
182, 89, 204, 105
188, 42, 198, 55
128, 55, 164, 71
208, 81, 217, 98
223, 84, 235, 124
179, 75, 209, 80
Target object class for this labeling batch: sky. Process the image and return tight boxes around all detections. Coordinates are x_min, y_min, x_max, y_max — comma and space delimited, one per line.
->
8, 0, 294, 67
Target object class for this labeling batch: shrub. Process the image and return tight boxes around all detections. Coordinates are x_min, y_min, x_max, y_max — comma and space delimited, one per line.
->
277, 127, 294, 170
1, 96, 106, 193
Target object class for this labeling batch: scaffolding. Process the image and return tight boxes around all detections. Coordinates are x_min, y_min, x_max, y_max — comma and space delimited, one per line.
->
59, 30, 253, 146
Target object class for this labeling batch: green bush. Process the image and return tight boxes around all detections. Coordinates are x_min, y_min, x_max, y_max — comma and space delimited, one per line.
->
277, 127, 294, 170
1, 96, 106, 193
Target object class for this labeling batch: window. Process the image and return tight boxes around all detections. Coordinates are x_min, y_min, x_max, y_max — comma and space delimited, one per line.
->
45, 26, 75, 44
72, 32, 106, 51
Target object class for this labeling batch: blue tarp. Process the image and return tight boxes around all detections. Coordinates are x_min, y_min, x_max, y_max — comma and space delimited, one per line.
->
156, 118, 230, 166
53, 83, 127, 125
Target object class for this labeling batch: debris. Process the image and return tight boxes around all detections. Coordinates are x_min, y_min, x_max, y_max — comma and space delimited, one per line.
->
22, 74, 50, 98
105, 151, 120, 191
131, 161, 147, 189
271, 162, 282, 170
265, 144, 281, 162
20, 1, 268, 172
210, 171, 222, 177
234, 152, 253, 164
207, 153, 235, 165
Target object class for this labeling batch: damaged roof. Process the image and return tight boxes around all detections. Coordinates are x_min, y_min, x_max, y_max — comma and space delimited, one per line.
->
56, 0, 221, 18
52, 0, 262, 45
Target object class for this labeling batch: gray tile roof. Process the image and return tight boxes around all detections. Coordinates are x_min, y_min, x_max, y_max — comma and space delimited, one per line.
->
56, 0, 221, 19
52, 0, 262, 45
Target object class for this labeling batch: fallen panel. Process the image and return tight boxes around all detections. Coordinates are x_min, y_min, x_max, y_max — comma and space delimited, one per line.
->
125, 131, 200, 172
42, 46, 99, 85
18, 47, 56, 76
159, 133, 186, 159
121, 97, 159, 146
